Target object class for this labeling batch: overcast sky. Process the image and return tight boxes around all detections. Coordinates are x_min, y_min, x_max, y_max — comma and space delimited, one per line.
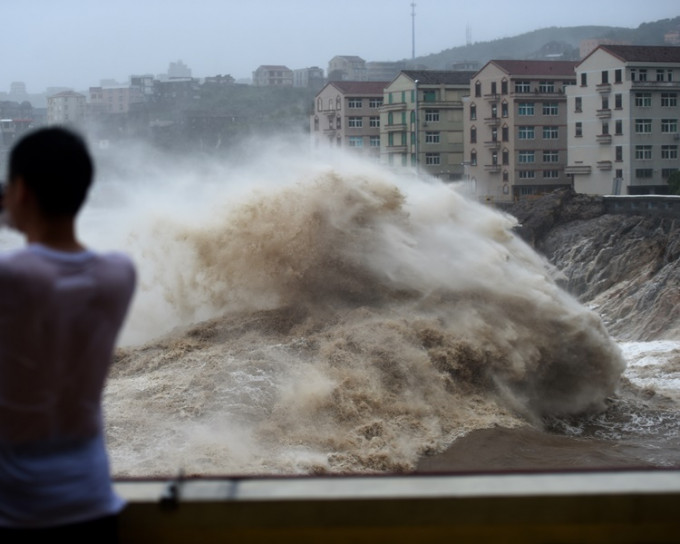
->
2, 0, 678, 93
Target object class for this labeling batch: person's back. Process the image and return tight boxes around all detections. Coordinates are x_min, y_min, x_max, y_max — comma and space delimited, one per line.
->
0, 127, 136, 540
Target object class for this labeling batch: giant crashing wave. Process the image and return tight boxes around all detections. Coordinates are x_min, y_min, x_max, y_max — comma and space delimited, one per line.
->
103, 161, 625, 477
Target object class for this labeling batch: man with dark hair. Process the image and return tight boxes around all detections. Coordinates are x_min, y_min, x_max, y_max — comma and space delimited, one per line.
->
0, 127, 136, 541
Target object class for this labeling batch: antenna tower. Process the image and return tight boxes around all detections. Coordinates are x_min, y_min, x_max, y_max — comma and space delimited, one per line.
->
411, 2, 416, 60
466, 25, 472, 46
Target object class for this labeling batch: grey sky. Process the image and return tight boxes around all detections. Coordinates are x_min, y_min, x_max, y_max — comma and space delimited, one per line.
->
2, 0, 678, 93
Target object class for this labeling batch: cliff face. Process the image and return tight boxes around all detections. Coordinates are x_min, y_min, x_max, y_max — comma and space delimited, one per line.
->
504, 189, 680, 341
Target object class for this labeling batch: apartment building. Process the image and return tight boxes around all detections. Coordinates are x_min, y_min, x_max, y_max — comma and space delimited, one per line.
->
89, 84, 143, 115
464, 60, 577, 202
381, 70, 474, 180
252, 65, 293, 87
327, 56, 367, 82
311, 81, 388, 158
566, 45, 680, 195
46, 90, 87, 126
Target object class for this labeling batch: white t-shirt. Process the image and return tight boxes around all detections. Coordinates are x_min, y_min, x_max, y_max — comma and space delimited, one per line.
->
0, 243, 136, 527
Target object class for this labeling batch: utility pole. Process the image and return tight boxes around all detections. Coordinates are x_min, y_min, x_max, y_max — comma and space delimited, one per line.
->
411, 2, 416, 60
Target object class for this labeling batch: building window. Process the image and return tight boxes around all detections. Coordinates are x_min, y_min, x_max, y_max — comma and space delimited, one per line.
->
635, 119, 652, 134
491, 151, 498, 165
662, 119, 678, 133
336, 117, 342, 129
503, 170, 509, 182
501, 80, 508, 94
635, 145, 652, 160
501, 102, 508, 117
543, 102, 558, 115
470, 126, 477, 143
518, 126, 535, 139
425, 110, 439, 122
543, 170, 559, 179
502, 125, 509, 141
471, 150, 477, 166
502, 149, 509, 165
639, 69, 648, 81
518, 170, 535, 179
601, 122, 609, 135
518, 151, 535, 163
615, 69, 622, 83
601, 97, 609, 110
580, 73, 587, 86
575, 122, 582, 137
475, 81, 481, 97
543, 151, 559, 163
634, 93, 652, 107
615, 119, 623, 135
423, 90, 437, 102
663, 168, 679, 178
662, 145, 678, 159
635, 168, 653, 179
425, 132, 440, 144
518, 102, 534, 115
615, 94, 622, 109
538, 81, 555, 93
601, 70, 609, 84
616, 146, 623, 162
661, 93, 678, 107
369, 116, 380, 128
425, 153, 440, 165
348, 136, 363, 147
369, 97, 383, 108
543, 126, 559, 139
575, 97, 582, 112
348, 117, 362, 128
515, 80, 531, 93
348, 98, 362, 108
616, 169, 623, 179
470, 104, 477, 120
369, 135, 380, 147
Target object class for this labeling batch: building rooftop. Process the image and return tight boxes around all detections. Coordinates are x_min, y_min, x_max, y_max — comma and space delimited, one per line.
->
399, 70, 476, 85
596, 44, 680, 63
485, 60, 578, 77
328, 81, 390, 94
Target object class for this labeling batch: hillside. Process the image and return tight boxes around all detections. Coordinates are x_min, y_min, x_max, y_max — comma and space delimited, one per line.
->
397, 16, 680, 70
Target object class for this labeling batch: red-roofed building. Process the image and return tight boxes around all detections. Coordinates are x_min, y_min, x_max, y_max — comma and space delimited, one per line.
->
311, 81, 389, 157
464, 60, 578, 202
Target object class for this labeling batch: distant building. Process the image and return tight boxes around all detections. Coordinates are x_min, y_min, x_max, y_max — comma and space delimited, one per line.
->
168, 60, 192, 79
382, 70, 475, 180
293, 67, 325, 89
311, 80, 388, 158
579, 38, 628, 59
465, 60, 577, 202
365, 61, 415, 82
327, 56, 367, 82
664, 30, 680, 46
89, 84, 143, 115
252, 65, 294, 87
566, 45, 680, 195
47, 90, 87, 126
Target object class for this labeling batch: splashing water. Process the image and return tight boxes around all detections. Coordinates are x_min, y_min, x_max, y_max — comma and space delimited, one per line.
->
2, 138, 627, 477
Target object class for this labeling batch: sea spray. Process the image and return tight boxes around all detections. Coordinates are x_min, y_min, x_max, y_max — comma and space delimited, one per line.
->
43, 139, 627, 476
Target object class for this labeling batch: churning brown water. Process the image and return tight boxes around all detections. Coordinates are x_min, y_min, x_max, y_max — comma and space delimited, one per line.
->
5, 139, 678, 477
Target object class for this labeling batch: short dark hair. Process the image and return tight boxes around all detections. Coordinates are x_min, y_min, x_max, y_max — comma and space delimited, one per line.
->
8, 127, 94, 217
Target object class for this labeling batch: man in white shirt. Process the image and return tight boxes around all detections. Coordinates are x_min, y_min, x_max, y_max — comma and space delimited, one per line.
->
0, 127, 136, 542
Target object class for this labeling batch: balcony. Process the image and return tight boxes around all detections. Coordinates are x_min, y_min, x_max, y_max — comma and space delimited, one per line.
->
596, 83, 611, 94
384, 123, 407, 132
565, 165, 592, 175
484, 164, 501, 173
597, 160, 613, 171
597, 134, 612, 144
484, 116, 500, 126
596, 108, 612, 119
484, 140, 500, 149
483, 93, 500, 101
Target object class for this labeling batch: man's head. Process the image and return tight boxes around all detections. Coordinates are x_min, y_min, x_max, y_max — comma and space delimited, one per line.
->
7, 127, 94, 220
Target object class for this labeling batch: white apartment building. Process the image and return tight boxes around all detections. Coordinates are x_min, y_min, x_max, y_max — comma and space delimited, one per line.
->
566, 45, 680, 195
46, 90, 87, 126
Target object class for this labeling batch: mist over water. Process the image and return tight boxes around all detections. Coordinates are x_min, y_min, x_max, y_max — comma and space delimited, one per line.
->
48, 136, 629, 477
0, 136, 633, 476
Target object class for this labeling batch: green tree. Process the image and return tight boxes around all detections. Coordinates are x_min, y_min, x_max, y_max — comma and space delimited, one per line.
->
667, 171, 680, 195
